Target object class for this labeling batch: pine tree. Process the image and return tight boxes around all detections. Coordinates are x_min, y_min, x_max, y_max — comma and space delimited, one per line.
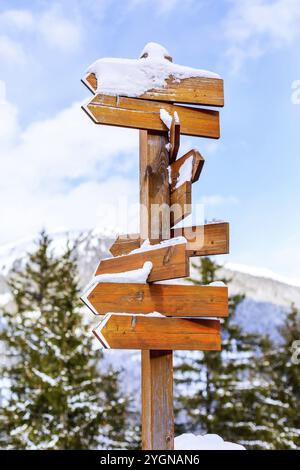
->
255, 304, 300, 449
174, 257, 285, 449
0, 231, 134, 450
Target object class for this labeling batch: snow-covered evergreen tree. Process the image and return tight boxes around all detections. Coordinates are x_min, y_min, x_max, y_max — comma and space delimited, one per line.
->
254, 304, 300, 449
174, 257, 286, 449
0, 232, 134, 449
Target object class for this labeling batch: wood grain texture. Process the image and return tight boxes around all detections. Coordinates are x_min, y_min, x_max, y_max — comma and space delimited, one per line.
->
171, 222, 230, 256
139, 130, 170, 244
170, 181, 192, 227
109, 222, 229, 257
139, 129, 173, 450
86, 283, 228, 317
169, 113, 180, 163
110, 236, 141, 256
95, 242, 189, 282
93, 315, 221, 350
142, 350, 173, 450
170, 149, 204, 192
82, 73, 224, 107
83, 94, 220, 138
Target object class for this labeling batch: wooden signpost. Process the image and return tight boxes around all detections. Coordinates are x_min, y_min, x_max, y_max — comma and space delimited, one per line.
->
81, 43, 228, 450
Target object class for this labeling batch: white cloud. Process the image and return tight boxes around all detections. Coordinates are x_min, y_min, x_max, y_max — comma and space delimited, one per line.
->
38, 7, 82, 52
128, 0, 193, 14
0, 9, 34, 30
0, 5, 82, 62
224, 0, 300, 70
0, 81, 19, 145
202, 141, 220, 156
0, 35, 26, 64
0, 84, 139, 244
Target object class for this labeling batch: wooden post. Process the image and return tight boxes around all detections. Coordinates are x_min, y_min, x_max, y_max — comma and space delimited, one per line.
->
139, 129, 174, 450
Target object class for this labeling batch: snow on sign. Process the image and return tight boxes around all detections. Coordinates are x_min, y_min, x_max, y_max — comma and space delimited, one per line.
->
109, 222, 229, 258
94, 239, 189, 283
80, 43, 229, 451
82, 42, 222, 138
82, 42, 224, 107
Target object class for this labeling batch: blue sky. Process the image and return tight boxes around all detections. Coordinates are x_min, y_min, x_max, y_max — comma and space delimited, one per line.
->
0, 0, 300, 282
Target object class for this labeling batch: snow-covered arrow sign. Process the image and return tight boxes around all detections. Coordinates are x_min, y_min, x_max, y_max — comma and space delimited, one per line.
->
82, 43, 224, 108
168, 149, 204, 225
109, 222, 229, 258
169, 149, 204, 193
82, 43, 221, 139
82, 282, 228, 318
95, 239, 189, 283
93, 315, 221, 350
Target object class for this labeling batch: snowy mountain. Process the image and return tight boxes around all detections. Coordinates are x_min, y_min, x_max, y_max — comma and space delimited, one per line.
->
1, 229, 299, 394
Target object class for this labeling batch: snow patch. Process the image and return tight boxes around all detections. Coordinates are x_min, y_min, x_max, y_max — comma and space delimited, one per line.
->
206, 219, 225, 224
0, 292, 11, 305
175, 156, 193, 189
32, 368, 58, 387
175, 433, 245, 450
129, 236, 186, 255
208, 281, 227, 287
86, 42, 220, 98
160, 109, 172, 130
173, 111, 180, 123
139, 42, 171, 61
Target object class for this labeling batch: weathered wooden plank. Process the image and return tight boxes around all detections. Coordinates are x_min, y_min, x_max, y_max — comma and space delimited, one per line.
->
170, 181, 191, 227
139, 130, 170, 244
84, 283, 228, 317
170, 149, 204, 192
109, 222, 229, 257
83, 94, 220, 139
171, 222, 229, 256
82, 72, 224, 107
110, 235, 141, 256
95, 242, 189, 282
169, 113, 180, 163
93, 315, 221, 350
142, 350, 173, 450
82, 73, 97, 94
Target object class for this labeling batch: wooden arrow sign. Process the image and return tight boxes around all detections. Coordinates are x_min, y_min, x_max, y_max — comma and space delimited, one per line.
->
82, 283, 228, 317
93, 315, 221, 350
82, 73, 224, 107
109, 222, 229, 257
95, 241, 189, 282
172, 222, 229, 256
170, 149, 204, 192
83, 94, 220, 139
